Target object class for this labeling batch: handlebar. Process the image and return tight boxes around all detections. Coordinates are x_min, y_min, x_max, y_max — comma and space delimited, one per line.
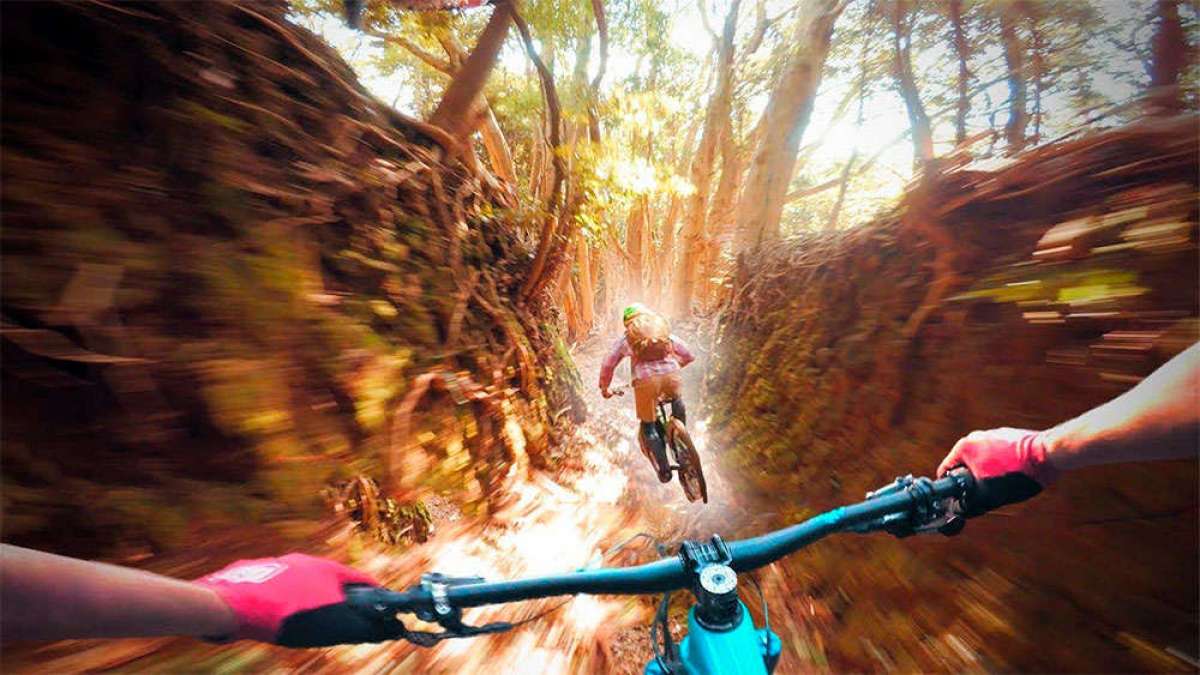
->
348, 470, 975, 619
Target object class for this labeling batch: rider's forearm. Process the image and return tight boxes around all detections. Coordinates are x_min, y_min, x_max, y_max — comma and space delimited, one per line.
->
1043, 342, 1199, 471
1, 544, 236, 641
598, 354, 621, 389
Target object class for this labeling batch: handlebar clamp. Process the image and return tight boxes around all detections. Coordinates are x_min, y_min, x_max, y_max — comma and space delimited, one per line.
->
678, 535, 733, 572
679, 536, 741, 631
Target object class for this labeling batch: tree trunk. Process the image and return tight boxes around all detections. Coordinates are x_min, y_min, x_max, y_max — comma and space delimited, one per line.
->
587, 0, 609, 142
999, 2, 1027, 154
591, 243, 607, 324
601, 248, 618, 331
530, 105, 547, 199
673, 0, 741, 316
576, 233, 595, 331
532, 121, 587, 304
429, 0, 514, 140
700, 117, 747, 308
733, 0, 844, 254
560, 266, 583, 340
892, 0, 934, 167
947, 0, 971, 146
479, 101, 516, 185
657, 193, 682, 306
516, 4, 567, 302
707, 122, 744, 238
627, 197, 648, 299
654, 116, 697, 307
1018, 0, 1044, 144
743, 0, 770, 57
1149, 0, 1189, 115
395, 28, 514, 183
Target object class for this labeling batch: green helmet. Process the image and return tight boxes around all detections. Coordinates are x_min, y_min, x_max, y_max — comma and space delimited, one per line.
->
622, 303, 648, 324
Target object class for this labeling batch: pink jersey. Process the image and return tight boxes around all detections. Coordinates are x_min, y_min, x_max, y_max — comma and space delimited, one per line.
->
598, 334, 695, 389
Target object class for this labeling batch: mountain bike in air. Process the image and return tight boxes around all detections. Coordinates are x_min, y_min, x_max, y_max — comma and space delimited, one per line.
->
614, 385, 707, 504
349, 468, 1036, 673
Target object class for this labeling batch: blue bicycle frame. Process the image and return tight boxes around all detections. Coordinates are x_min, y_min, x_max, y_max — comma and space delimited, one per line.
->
348, 470, 978, 673
643, 600, 782, 674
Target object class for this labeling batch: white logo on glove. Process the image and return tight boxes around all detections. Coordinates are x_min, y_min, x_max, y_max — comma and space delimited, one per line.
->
209, 562, 287, 584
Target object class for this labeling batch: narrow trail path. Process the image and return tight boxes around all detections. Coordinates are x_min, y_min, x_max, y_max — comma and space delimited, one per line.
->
370, 330, 759, 672
6, 331, 810, 674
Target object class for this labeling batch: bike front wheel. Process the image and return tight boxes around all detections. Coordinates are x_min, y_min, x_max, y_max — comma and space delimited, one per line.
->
667, 418, 708, 503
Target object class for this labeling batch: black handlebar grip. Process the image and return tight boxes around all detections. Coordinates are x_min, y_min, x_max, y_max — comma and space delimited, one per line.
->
957, 472, 1044, 518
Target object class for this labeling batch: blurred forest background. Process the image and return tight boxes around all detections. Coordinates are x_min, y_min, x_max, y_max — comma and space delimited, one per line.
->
1, 0, 1197, 672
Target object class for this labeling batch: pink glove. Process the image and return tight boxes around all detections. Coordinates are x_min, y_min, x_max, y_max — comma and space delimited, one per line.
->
937, 427, 1059, 486
195, 553, 402, 647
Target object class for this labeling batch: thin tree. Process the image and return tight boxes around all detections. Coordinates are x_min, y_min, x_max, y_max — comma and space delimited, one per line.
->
627, 197, 650, 298
890, 0, 934, 166
587, 0, 609, 142
733, 0, 846, 253
515, 5, 568, 302
428, 0, 514, 141
946, 0, 972, 146
355, 10, 516, 182
576, 233, 595, 330
1025, 1, 1045, 143
1148, 0, 1190, 115
999, 0, 1028, 154
673, 0, 742, 316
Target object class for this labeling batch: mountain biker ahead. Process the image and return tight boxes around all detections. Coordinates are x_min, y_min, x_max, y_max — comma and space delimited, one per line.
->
598, 303, 695, 481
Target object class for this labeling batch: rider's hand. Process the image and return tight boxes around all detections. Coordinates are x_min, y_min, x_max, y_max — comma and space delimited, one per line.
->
937, 428, 1058, 519
601, 387, 613, 399
194, 553, 403, 647
937, 427, 1059, 485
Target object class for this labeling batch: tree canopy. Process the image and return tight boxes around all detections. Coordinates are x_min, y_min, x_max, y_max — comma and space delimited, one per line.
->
290, 0, 1197, 322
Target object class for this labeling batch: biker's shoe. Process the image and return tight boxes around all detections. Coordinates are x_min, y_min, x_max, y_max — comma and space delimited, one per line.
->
639, 422, 672, 483
670, 398, 686, 425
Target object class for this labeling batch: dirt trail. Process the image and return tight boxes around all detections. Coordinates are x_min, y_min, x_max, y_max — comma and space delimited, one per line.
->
5, 331, 798, 674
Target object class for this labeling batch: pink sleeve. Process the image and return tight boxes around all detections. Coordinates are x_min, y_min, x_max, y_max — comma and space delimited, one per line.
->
672, 336, 695, 367
598, 337, 630, 389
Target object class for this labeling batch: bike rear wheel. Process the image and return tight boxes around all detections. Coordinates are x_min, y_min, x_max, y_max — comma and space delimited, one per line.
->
667, 418, 707, 503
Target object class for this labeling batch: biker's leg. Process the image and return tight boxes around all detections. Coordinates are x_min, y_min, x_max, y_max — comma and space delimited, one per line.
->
670, 398, 686, 425
664, 372, 686, 424
634, 377, 671, 482
639, 421, 663, 455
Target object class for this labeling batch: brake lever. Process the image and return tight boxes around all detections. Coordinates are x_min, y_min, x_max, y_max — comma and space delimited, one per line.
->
849, 474, 968, 538
347, 573, 517, 646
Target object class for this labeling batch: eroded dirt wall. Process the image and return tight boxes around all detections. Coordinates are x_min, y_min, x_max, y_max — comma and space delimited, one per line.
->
1, 0, 581, 557
708, 117, 1199, 672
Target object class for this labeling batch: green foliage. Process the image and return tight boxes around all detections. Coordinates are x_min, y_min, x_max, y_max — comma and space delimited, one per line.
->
954, 266, 1147, 306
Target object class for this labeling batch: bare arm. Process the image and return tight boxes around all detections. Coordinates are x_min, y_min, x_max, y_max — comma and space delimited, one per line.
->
1043, 341, 1199, 470
1, 544, 235, 641
938, 342, 1199, 484
598, 337, 629, 391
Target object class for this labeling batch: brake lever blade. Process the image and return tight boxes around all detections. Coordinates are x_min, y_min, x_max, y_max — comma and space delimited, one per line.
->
404, 620, 515, 646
